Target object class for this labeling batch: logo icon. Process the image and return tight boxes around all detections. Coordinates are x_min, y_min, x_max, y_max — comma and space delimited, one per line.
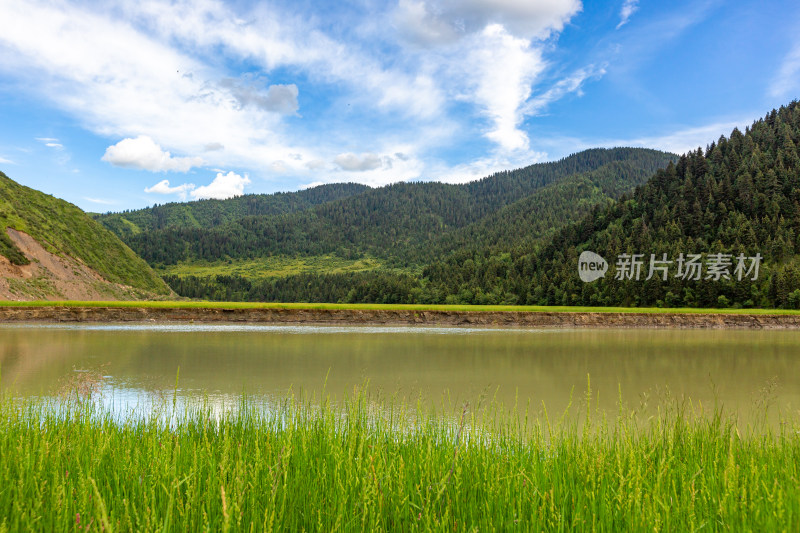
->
578, 251, 607, 282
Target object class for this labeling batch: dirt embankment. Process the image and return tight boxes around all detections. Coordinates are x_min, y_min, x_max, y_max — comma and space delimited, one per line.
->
2, 306, 800, 329
0, 228, 143, 301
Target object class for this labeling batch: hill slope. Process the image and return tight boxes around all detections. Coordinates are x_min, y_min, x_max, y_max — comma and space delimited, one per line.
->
425, 101, 800, 308
136, 148, 677, 302
95, 182, 370, 237
112, 148, 676, 267
0, 172, 171, 300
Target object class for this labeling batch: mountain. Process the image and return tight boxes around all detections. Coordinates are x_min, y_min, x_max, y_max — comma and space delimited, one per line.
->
104, 148, 676, 268
0, 172, 171, 300
104, 148, 676, 303
94, 182, 370, 238
406, 159, 665, 262
424, 101, 800, 308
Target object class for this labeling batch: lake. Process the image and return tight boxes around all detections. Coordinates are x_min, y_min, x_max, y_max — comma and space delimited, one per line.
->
2, 324, 800, 425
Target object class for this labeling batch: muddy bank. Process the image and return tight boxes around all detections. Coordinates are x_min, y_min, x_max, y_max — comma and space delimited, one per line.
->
1, 305, 800, 328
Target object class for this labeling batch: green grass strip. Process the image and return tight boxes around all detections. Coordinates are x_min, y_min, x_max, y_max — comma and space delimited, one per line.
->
2, 299, 800, 315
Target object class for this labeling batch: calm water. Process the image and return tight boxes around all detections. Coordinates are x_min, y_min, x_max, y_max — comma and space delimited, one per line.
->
2, 324, 800, 423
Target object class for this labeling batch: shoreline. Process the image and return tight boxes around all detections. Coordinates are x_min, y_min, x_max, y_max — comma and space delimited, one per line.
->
2, 304, 800, 328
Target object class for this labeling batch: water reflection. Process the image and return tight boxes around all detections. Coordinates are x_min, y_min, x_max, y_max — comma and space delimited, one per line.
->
1, 324, 800, 426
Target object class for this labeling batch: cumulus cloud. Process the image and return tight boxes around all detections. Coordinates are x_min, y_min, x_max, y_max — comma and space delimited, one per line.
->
616, 0, 639, 29
220, 79, 300, 115
191, 171, 250, 200
396, 0, 582, 43
468, 24, 545, 152
0, 0, 593, 191
144, 179, 195, 199
334, 152, 384, 171
102, 136, 203, 172
204, 142, 224, 152
305, 159, 326, 170
394, 0, 588, 154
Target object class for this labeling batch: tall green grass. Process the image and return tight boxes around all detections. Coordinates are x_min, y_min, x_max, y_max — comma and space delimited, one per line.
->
0, 387, 798, 531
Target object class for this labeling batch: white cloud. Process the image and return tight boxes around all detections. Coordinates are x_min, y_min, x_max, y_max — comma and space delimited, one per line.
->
124, 0, 444, 120
616, 0, 639, 29
334, 152, 384, 172
0, 0, 592, 192
306, 147, 427, 187
102, 136, 203, 172
36, 137, 64, 149
270, 161, 288, 173
220, 79, 299, 115
396, 0, 582, 43
0, 0, 308, 176
468, 24, 546, 152
191, 171, 250, 200
394, 0, 588, 154
770, 42, 800, 99
305, 159, 326, 170
622, 120, 752, 156
83, 197, 116, 205
429, 150, 547, 184
144, 179, 195, 200
529, 117, 755, 160
525, 64, 607, 115
0, 156, 15, 164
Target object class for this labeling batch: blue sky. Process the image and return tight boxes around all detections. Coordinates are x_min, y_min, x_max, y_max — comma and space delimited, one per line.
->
0, 0, 798, 212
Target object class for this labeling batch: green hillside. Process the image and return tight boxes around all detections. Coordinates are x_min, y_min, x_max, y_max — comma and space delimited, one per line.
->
94, 182, 370, 237
408, 159, 664, 262
425, 101, 800, 308
113, 148, 676, 302
152, 102, 800, 307
0, 172, 171, 296
114, 148, 675, 267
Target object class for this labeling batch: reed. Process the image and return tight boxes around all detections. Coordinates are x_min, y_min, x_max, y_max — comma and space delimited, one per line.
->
0, 387, 797, 531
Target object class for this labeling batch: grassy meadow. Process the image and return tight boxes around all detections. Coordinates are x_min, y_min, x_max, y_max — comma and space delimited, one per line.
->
1, 385, 798, 531
154, 255, 390, 279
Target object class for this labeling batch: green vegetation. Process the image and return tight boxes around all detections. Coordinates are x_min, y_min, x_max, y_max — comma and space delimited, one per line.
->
1, 388, 798, 530
426, 101, 800, 308
156, 255, 387, 279
152, 102, 800, 309
112, 148, 674, 267
3, 299, 800, 314
94, 182, 370, 237
0, 172, 170, 295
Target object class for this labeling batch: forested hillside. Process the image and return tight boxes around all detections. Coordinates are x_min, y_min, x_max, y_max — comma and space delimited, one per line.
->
108, 148, 675, 267
161, 102, 800, 308
137, 148, 676, 302
424, 101, 800, 308
95, 182, 369, 237
408, 159, 661, 262
0, 172, 171, 297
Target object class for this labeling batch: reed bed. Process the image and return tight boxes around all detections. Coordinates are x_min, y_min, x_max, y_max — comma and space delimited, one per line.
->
0, 387, 798, 531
